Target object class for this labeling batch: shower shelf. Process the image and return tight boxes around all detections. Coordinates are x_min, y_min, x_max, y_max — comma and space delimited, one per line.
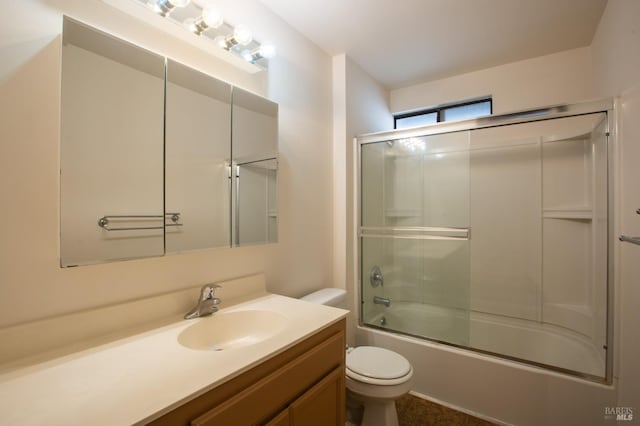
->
543, 207, 592, 220
384, 209, 421, 218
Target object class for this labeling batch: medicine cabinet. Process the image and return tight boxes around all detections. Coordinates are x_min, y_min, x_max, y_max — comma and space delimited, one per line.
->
60, 17, 278, 267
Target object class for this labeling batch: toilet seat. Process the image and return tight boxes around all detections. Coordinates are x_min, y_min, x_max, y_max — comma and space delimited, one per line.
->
346, 346, 413, 386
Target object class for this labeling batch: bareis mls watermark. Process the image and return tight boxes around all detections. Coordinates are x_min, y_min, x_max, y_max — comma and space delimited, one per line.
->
604, 407, 634, 421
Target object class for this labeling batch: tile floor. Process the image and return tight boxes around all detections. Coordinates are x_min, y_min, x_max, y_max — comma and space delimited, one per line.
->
396, 394, 498, 426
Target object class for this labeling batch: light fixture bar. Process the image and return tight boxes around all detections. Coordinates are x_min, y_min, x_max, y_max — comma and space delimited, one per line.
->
150, 0, 191, 17
102, 0, 275, 72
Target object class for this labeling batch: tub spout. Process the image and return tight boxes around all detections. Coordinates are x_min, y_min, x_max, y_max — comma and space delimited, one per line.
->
373, 295, 391, 308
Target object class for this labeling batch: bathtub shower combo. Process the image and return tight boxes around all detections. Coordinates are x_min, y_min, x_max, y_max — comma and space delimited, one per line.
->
357, 100, 613, 383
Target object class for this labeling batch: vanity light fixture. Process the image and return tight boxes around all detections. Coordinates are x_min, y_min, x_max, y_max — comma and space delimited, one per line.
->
242, 43, 276, 63
215, 24, 253, 50
185, 6, 224, 35
149, 0, 190, 17
107, 0, 276, 71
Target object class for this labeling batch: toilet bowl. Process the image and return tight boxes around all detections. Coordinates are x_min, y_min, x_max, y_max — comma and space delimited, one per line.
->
346, 345, 413, 426
301, 288, 414, 426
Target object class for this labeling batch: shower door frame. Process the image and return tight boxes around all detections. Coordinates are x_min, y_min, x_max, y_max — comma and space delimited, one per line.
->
355, 98, 615, 384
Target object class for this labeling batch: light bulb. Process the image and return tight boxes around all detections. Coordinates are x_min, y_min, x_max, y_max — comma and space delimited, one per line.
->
258, 43, 276, 59
241, 50, 254, 62
151, 0, 190, 16
202, 7, 224, 28
183, 17, 197, 32
233, 25, 253, 45
148, 0, 164, 14
214, 35, 228, 49
192, 0, 213, 7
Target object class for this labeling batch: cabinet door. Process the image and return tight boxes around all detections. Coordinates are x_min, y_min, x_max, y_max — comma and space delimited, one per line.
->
191, 332, 344, 425
265, 409, 289, 426
289, 367, 344, 426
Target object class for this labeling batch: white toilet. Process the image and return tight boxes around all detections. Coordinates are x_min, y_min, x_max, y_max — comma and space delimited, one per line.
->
301, 288, 414, 426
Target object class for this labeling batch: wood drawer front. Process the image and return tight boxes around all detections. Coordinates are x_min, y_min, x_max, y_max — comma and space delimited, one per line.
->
191, 331, 344, 425
265, 409, 289, 426
289, 366, 344, 426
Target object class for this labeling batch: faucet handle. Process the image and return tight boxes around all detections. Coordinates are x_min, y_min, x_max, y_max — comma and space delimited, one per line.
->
200, 284, 222, 301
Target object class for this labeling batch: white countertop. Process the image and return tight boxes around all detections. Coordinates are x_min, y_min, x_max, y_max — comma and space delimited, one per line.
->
0, 294, 347, 425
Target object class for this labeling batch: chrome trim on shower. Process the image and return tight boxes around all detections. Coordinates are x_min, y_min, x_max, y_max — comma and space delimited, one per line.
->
370, 266, 384, 287
357, 98, 614, 145
360, 226, 470, 240
373, 296, 391, 307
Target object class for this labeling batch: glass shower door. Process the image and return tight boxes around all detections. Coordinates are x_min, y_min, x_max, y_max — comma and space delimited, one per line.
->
360, 131, 471, 346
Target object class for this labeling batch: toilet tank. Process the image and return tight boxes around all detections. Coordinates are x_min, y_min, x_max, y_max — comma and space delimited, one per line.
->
300, 288, 347, 308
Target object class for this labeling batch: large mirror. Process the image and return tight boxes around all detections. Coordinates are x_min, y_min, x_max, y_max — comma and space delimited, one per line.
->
232, 88, 279, 246
165, 59, 232, 254
60, 17, 278, 267
60, 17, 165, 267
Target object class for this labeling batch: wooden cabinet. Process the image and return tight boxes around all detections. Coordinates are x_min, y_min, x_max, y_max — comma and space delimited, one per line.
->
265, 366, 343, 426
288, 366, 343, 426
149, 319, 345, 426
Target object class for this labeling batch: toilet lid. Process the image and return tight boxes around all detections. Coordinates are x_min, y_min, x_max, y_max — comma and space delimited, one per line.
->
346, 346, 411, 380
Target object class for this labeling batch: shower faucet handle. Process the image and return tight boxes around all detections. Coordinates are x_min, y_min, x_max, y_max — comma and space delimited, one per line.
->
370, 266, 384, 287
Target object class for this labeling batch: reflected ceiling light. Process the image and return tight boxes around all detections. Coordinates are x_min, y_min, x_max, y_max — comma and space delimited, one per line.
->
399, 138, 426, 152
149, 0, 190, 17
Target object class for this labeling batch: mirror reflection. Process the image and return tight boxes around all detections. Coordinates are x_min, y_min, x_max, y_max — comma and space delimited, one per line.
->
232, 88, 279, 246
60, 17, 279, 267
165, 60, 232, 253
60, 17, 165, 267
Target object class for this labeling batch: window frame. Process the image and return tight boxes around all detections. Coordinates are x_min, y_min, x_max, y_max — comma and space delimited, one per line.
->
394, 97, 493, 129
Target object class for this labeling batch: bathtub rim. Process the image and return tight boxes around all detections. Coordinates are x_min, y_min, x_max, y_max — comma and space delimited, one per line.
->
358, 320, 610, 385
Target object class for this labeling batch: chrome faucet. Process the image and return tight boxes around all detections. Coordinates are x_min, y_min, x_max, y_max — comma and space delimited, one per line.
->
373, 295, 391, 308
184, 284, 222, 320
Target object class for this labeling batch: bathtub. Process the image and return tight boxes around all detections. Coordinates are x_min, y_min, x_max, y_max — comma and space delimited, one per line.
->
356, 301, 615, 425
367, 302, 604, 377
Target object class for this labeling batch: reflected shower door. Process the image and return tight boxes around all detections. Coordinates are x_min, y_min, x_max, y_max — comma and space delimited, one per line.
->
360, 131, 471, 346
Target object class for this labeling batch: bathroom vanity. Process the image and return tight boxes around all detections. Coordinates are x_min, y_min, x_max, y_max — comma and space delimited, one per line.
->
152, 320, 345, 425
0, 276, 347, 425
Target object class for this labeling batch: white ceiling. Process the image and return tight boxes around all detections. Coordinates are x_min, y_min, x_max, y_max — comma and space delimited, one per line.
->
260, 0, 607, 89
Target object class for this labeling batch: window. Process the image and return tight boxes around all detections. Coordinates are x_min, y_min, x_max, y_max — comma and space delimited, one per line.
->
394, 98, 492, 129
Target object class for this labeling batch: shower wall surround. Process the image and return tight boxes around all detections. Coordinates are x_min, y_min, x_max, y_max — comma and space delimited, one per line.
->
60, 17, 278, 267
358, 101, 613, 381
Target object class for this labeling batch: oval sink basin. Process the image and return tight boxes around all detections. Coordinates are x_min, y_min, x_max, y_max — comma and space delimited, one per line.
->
178, 310, 288, 351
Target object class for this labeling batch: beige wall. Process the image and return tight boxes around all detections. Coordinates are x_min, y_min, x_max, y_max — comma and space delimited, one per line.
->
391, 47, 593, 115
332, 54, 392, 343
0, 0, 333, 327
591, 0, 640, 409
